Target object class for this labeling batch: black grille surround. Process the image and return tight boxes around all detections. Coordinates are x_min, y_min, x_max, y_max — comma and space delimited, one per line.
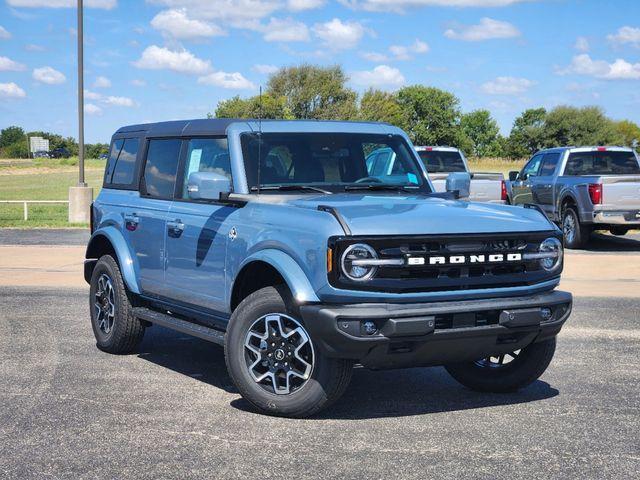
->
328, 231, 563, 293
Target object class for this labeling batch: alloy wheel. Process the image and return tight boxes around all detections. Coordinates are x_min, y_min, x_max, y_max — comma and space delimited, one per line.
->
94, 274, 116, 335
243, 313, 314, 395
563, 212, 576, 244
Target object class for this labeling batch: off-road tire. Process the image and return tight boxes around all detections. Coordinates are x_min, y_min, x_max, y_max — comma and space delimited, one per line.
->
445, 338, 557, 393
89, 254, 145, 354
225, 286, 353, 418
562, 207, 590, 249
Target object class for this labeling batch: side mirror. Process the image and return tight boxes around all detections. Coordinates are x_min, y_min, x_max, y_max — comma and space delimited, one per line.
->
187, 171, 231, 201
508, 171, 519, 182
446, 172, 471, 200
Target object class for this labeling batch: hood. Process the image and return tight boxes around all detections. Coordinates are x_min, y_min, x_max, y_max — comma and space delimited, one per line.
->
287, 193, 553, 236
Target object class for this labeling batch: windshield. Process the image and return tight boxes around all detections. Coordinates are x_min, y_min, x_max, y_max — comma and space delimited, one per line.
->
241, 132, 430, 193
417, 150, 466, 173
564, 151, 640, 175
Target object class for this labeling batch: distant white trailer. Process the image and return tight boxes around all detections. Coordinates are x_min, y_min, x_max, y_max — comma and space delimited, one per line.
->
29, 136, 49, 154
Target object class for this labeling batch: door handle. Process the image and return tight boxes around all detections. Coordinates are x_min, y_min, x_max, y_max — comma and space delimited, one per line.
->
167, 219, 185, 238
124, 213, 139, 231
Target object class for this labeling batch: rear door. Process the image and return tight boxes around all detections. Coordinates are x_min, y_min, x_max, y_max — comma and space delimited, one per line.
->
131, 138, 182, 297
164, 137, 233, 314
512, 154, 543, 205
531, 152, 560, 215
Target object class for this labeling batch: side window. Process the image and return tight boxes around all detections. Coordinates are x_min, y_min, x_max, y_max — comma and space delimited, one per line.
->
539, 153, 560, 176
111, 138, 139, 185
142, 139, 182, 199
181, 138, 231, 199
522, 154, 543, 178
104, 139, 123, 185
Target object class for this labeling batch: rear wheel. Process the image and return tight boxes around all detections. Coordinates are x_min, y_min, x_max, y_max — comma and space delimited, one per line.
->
225, 286, 352, 418
445, 338, 556, 393
610, 226, 629, 236
89, 255, 145, 354
562, 207, 590, 249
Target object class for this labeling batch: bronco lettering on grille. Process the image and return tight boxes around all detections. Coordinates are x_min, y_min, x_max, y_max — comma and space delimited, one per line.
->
407, 253, 522, 266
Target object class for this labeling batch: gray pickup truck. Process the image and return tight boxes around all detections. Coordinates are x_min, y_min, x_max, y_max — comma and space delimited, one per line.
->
415, 146, 506, 203
507, 146, 640, 248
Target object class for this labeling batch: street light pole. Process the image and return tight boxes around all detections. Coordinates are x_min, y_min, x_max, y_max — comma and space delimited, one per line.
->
68, 0, 92, 223
77, 0, 85, 186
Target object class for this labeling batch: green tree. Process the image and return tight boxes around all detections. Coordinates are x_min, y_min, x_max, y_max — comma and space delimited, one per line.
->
4, 141, 29, 158
396, 86, 463, 147
541, 106, 622, 148
0, 126, 26, 149
506, 108, 547, 158
86, 143, 109, 158
213, 93, 293, 119
460, 109, 502, 157
267, 64, 358, 120
615, 120, 640, 150
358, 89, 408, 129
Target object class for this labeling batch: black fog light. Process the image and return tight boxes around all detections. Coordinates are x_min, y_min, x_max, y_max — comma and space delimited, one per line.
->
541, 307, 553, 321
362, 321, 378, 335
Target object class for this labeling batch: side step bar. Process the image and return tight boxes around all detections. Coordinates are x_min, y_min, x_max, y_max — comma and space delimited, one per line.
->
133, 307, 225, 346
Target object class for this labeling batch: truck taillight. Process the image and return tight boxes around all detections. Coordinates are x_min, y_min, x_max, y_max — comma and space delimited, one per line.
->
501, 180, 507, 201
588, 183, 602, 204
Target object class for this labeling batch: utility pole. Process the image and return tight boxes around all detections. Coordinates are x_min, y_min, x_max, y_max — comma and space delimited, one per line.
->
68, 0, 93, 224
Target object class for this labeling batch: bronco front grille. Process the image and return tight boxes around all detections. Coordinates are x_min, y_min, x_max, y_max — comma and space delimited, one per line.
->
328, 231, 561, 293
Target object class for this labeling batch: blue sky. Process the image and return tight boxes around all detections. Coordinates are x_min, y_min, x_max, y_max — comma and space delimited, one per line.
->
1, 0, 640, 143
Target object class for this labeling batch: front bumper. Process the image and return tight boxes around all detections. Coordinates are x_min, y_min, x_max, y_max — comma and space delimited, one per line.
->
592, 210, 640, 226
300, 290, 572, 369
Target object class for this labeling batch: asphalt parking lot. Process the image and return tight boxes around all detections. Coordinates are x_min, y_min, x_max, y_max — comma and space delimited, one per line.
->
1, 230, 639, 479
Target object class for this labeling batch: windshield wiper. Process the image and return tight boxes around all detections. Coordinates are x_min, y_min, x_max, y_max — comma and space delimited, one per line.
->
250, 185, 332, 194
344, 184, 415, 192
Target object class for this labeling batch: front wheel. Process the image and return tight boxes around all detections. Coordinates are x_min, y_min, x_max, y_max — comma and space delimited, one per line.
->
445, 338, 556, 393
225, 286, 352, 418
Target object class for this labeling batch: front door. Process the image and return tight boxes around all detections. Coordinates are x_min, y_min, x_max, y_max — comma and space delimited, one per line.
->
512, 154, 543, 205
165, 138, 234, 314
531, 152, 560, 217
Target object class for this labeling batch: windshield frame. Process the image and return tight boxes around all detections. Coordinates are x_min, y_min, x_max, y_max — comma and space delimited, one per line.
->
238, 130, 433, 195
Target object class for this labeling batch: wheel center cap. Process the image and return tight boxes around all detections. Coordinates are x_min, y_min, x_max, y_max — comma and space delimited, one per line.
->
274, 349, 285, 361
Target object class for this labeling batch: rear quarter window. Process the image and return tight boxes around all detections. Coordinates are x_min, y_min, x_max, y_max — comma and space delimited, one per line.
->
564, 151, 640, 175
103, 137, 140, 188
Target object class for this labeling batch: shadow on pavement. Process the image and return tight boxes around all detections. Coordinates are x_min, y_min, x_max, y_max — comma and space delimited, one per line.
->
574, 232, 640, 253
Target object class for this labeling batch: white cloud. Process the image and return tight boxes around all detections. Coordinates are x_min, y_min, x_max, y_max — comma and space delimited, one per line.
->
389, 39, 429, 60
340, 0, 529, 13
351, 64, 405, 89
0, 82, 26, 99
313, 18, 366, 50
253, 64, 279, 75
607, 26, 640, 48
444, 17, 520, 42
0, 26, 11, 39
7, 0, 116, 8
0, 56, 26, 71
150, 9, 225, 40
574, 36, 589, 52
93, 76, 111, 88
263, 17, 310, 42
32, 66, 66, 84
84, 103, 103, 116
148, 0, 281, 27
84, 89, 102, 100
131, 79, 146, 87
103, 95, 136, 107
287, 0, 324, 10
25, 44, 45, 51
480, 76, 535, 95
198, 71, 255, 89
559, 54, 640, 80
133, 45, 212, 75
361, 51, 389, 62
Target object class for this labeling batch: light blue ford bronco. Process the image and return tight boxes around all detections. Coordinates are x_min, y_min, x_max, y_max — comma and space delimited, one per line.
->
85, 119, 572, 417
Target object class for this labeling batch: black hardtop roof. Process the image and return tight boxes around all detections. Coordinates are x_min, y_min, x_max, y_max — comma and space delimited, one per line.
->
114, 118, 391, 138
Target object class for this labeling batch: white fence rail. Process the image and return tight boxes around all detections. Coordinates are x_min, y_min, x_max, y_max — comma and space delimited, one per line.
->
0, 200, 69, 221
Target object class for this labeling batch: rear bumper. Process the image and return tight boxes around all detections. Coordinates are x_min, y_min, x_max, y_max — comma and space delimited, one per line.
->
592, 210, 640, 226
300, 290, 572, 369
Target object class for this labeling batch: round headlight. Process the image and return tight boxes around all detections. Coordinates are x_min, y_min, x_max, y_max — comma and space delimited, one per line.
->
539, 237, 563, 272
341, 243, 378, 281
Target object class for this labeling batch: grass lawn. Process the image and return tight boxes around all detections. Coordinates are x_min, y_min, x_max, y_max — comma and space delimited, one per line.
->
467, 157, 525, 177
0, 168, 103, 227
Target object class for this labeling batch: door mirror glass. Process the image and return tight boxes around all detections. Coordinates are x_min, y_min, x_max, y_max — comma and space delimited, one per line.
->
445, 172, 471, 199
187, 172, 231, 201
508, 170, 519, 181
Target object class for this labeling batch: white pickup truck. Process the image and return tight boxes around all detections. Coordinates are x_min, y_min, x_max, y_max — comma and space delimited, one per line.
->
415, 146, 507, 203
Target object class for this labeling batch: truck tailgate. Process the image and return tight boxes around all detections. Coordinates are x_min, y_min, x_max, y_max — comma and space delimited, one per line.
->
428, 173, 504, 203
601, 176, 640, 209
